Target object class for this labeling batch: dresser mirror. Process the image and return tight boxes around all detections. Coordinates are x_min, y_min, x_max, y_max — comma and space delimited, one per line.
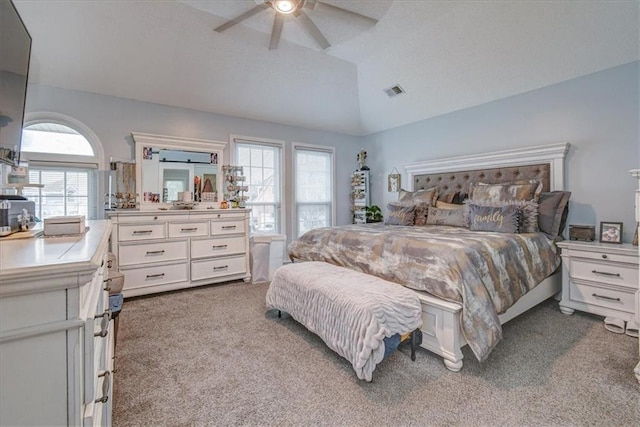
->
132, 132, 227, 209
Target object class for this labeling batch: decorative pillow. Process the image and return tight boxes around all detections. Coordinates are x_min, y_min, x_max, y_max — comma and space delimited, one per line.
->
398, 187, 438, 206
385, 203, 415, 226
437, 192, 456, 204
467, 203, 520, 233
469, 181, 540, 203
538, 191, 571, 240
436, 200, 465, 210
395, 201, 429, 226
426, 206, 468, 228
464, 199, 538, 233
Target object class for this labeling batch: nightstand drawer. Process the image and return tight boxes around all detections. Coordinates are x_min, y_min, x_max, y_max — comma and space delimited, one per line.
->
570, 259, 638, 289
568, 249, 637, 265
569, 281, 636, 315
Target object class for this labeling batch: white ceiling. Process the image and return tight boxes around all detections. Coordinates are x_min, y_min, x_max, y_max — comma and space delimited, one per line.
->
13, 0, 640, 136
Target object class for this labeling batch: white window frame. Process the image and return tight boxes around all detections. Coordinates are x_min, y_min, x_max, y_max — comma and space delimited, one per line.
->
18, 112, 104, 219
292, 142, 336, 237
230, 134, 285, 235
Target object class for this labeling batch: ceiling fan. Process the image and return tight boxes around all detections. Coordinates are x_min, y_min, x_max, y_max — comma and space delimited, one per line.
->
214, 0, 378, 50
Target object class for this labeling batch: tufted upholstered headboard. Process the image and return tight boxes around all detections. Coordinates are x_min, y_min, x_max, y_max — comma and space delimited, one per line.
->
413, 164, 551, 198
404, 143, 569, 197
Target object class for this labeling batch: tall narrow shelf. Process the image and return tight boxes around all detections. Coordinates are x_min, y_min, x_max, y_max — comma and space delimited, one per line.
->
350, 170, 370, 224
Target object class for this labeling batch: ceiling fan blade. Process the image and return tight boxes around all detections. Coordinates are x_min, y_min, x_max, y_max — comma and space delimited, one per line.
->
269, 14, 285, 50
296, 10, 330, 49
315, 1, 378, 25
214, 3, 270, 33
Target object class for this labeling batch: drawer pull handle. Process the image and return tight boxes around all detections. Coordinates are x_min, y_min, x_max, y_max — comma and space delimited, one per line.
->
146, 250, 165, 255
146, 273, 165, 279
601, 254, 608, 259
181, 227, 198, 232
95, 371, 111, 404
95, 308, 111, 319
592, 293, 621, 302
212, 244, 228, 249
103, 277, 112, 292
213, 265, 229, 270
133, 230, 153, 235
221, 225, 236, 230
94, 311, 111, 338
591, 270, 620, 277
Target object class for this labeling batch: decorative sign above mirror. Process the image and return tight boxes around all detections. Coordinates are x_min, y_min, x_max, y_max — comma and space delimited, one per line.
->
131, 132, 227, 210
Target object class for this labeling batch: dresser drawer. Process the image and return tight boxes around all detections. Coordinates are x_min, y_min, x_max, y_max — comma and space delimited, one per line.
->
191, 236, 246, 259
118, 240, 188, 266
168, 221, 209, 238
570, 258, 638, 289
121, 262, 189, 290
568, 249, 637, 265
191, 255, 247, 281
568, 280, 636, 315
211, 220, 246, 235
118, 223, 166, 241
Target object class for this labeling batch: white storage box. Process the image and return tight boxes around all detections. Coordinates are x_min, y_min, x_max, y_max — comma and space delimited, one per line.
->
250, 234, 286, 283
44, 215, 86, 236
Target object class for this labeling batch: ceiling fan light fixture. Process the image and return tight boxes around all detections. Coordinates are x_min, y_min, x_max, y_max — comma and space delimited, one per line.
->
273, 0, 298, 15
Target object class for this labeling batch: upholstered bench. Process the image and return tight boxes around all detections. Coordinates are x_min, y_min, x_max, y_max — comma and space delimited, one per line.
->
265, 261, 423, 381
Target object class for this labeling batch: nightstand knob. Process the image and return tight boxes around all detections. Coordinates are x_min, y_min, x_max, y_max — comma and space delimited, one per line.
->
601, 254, 608, 259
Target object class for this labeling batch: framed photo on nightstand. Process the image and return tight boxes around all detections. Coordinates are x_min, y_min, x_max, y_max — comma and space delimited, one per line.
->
599, 221, 623, 244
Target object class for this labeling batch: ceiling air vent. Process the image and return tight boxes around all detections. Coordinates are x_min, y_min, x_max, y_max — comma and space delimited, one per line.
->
384, 84, 405, 97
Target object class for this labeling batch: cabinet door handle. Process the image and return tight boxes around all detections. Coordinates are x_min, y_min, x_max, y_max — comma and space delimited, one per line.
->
94, 312, 111, 337
146, 250, 165, 255
213, 265, 229, 270
591, 270, 620, 277
146, 273, 165, 279
95, 308, 111, 319
95, 371, 111, 404
132, 230, 153, 235
103, 277, 112, 292
221, 225, 236, 230
592, 293, 621, 302
181, 227, 198, 232
212, 244, 228, 249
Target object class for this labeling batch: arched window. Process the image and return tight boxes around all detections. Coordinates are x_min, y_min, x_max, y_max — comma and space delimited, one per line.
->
17, 115, 103, 220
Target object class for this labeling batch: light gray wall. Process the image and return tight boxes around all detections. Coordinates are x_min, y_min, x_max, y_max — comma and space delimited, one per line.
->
366, 61, 639, 243
24, 85, 363, 239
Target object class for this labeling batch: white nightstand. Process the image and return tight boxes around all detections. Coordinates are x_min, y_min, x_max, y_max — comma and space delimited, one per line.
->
556, 240, 638, 321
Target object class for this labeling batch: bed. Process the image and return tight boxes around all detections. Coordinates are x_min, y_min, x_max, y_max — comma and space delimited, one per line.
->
288, 143, 571, 371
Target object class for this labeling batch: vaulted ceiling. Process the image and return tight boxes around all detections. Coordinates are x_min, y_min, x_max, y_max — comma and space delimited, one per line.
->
13, 0, 640, 136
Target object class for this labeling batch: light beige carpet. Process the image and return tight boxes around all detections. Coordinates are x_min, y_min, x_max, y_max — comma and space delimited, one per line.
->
113, 281, 639, 426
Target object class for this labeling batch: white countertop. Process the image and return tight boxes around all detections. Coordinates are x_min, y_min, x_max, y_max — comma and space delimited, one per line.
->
0, 220, 112, 292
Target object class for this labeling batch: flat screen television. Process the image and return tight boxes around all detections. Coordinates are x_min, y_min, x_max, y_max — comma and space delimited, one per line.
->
0, 0, 31, 166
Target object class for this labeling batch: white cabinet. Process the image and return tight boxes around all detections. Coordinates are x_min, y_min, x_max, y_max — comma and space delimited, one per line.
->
0, 220, 114, 426
109, 210, 251, 297
557, 240, 638, 321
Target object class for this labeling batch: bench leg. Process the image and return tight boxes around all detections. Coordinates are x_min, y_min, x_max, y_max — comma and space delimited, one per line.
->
410, 330, 417, 361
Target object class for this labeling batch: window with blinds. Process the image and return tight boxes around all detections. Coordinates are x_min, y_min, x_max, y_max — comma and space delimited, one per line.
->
233, 139, 283, 234
17, 121, 99, 220
23, 168, 92, 219
294, 145, 334, 237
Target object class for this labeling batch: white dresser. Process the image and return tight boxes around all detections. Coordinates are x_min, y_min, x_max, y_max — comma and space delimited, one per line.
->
557, 240, 638, 321
109, 209, 251, 297
0, 220, 114, 426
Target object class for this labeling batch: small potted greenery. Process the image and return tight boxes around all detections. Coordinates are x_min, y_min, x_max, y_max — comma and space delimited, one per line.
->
365, 205, 383, 223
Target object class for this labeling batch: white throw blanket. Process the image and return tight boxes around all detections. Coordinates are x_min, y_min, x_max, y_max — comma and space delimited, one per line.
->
265, 262, 423, 381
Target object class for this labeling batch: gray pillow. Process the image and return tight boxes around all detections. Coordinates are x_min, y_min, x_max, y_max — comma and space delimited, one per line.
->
469, 181, 540, 203
538, 191, 571, 240
427, 206, 468, 227
468, 203, 520, 233
385, 203, 415, 226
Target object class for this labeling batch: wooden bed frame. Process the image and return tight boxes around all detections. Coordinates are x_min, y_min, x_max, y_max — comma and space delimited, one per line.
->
403, 142, 570, 371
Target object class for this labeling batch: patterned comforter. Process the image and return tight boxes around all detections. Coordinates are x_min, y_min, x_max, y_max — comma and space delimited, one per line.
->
287, 224, 561, 361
